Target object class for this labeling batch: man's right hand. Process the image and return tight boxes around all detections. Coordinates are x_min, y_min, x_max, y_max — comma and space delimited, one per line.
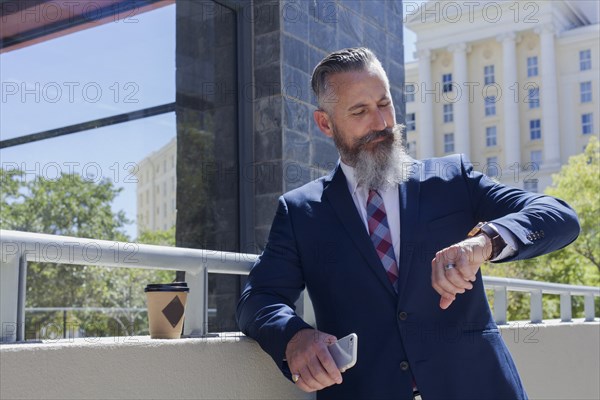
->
285, 328, 343, 392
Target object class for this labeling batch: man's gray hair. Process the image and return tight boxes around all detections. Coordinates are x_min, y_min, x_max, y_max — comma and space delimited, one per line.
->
311, 47, 387, 112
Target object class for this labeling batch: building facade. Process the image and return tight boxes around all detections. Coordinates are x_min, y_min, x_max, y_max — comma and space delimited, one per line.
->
135, 137, 177, 235
405, 0, 599, 192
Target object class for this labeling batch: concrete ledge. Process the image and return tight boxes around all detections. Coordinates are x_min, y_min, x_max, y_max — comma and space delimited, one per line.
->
500, 320, 600, 400
1, 322, 598, 400
0, 334, 313, 400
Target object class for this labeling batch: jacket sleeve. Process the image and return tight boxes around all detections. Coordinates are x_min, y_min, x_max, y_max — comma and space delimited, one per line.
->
462, 155, 581, 262
236, 195, 312, 377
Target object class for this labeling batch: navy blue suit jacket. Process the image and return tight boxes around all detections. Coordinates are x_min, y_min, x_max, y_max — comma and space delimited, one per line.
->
237, 155, 580, 400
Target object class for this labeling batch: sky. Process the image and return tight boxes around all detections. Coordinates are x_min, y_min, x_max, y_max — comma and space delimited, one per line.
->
0, 2, 420, 239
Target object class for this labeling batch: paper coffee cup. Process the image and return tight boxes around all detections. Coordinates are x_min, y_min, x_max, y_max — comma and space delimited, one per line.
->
145, 282, 189, 339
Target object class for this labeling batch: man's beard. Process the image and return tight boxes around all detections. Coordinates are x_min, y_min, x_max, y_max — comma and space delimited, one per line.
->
332, 123, 409, 190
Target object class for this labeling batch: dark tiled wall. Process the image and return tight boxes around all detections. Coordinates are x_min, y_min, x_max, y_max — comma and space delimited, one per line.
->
253, 0, 405, 247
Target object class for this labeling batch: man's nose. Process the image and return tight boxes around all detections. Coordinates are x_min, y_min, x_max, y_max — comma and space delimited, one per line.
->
371, 109, 388, 131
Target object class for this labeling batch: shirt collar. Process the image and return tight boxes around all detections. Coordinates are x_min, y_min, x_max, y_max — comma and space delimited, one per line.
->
339, 159, 360, 196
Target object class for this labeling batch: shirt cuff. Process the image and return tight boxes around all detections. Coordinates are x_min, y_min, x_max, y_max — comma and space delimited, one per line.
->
488, 222, 517, 261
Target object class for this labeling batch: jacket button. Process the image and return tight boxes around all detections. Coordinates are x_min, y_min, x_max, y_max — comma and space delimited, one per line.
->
398, 311, 408, 321
400, 361, 410, 371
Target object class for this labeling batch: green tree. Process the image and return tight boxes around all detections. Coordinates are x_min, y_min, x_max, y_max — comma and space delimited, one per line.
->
0, 169, 174, 339
486, 137, 600, 320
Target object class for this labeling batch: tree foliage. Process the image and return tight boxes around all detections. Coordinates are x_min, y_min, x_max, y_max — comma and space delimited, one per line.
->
1, 169, 175, 339
486, 137, 600, 321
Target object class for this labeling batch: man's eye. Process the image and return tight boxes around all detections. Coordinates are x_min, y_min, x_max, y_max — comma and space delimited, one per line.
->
352, 110, 365, 116
379, 102, 390, 107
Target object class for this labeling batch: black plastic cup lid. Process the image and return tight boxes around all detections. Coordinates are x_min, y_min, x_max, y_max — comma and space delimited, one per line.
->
144, 282, 189, 292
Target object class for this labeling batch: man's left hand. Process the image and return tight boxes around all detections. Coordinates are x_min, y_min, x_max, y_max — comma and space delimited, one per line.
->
431, 234, 492, 309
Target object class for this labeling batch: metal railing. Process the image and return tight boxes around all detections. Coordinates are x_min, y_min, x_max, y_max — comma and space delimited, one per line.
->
1, 229, 599, 342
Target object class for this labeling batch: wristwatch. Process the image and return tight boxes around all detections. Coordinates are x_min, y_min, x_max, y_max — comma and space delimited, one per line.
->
467, 222, 506, 261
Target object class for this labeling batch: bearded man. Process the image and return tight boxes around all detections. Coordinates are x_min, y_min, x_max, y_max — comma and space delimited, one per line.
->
236, 47, 580, 400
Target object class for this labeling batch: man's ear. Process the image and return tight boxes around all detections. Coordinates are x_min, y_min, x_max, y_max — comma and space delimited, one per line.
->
314, 110, 334, 138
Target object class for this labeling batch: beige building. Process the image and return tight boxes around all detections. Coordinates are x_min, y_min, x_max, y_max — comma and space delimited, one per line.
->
405, 0, 599, 192
134, 137, 177, 235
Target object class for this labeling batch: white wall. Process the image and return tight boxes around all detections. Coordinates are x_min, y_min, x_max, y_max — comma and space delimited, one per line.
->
1, 322, 598, 400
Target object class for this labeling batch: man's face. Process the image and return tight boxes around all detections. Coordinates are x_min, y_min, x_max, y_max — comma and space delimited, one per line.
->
317, 65, 397, 166
314, 64, 406, 189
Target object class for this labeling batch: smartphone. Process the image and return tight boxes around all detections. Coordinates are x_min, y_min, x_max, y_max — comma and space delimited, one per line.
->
328, 333, 358, 372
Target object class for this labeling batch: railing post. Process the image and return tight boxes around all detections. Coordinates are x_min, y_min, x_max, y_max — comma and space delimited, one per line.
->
530, 289, 543, 324
584, 294, 596, 322
560, 293, 572, 322
183, 266, 208, 337
0, 238, 21, 343
494, 287, 507, 325
17, 255, 27, 341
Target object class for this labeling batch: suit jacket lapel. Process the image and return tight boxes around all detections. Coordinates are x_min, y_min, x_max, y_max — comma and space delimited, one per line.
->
397, 161, 421, 299
324, 165, 397, 298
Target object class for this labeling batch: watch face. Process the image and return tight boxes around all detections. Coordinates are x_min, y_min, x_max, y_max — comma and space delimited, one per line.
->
467, 223, 484, 237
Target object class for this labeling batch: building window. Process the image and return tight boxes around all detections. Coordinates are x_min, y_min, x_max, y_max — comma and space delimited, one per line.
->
580, 81, 592, 103
486, 156, 499, 177
484, 65, 495, 85
582, 113, 593, 135
524, 179, 538, 193
406, 112, 416, 131
486, 126, 497, 147
405, 84, 415, 103
530, 150, 542, 169
528, 87, 540, 109
443, 103, 453, 123
442, 73, 453, 93
485, 96, 496, 116
527, 56, 538, 77
580, 49, 591, 71
530, 119, 541, 140
407, 140, 417, 158
444, 133, 454, 153
146, 189, 149, 204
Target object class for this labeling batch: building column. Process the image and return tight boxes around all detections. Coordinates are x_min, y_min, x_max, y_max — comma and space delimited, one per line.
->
536, 24, 561, 168
449, 42, 470, 157
417, 48, 435, 159
497, 32, 521, 169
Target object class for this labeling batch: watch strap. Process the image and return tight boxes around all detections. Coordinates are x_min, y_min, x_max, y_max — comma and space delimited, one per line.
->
468, 222, 506, 261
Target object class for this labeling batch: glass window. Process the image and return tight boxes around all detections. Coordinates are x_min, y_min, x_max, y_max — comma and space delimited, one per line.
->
524, 179, 538, 193
444, 133, 454, 153
406, 112, 416, 131
528, 87, 540, 109
582, 113, 593, 135
1, 0, 247, 336
484, 65, 495, 85
405, 84, 415, 103
485, 96, 496, 116
580, 81, 592, 103
443, 103, 453, 123
486, 126, 497, 147
442, 73, 453, 93
527, 56, 538, 77
580, 49, 591, 71
530, 150, 542, 168
530, 119, 541, 140
485, 156, 499, 177
407, 141, 417, 158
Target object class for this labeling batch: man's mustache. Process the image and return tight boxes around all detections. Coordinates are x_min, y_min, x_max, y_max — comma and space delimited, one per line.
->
355, 127, 394, 146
